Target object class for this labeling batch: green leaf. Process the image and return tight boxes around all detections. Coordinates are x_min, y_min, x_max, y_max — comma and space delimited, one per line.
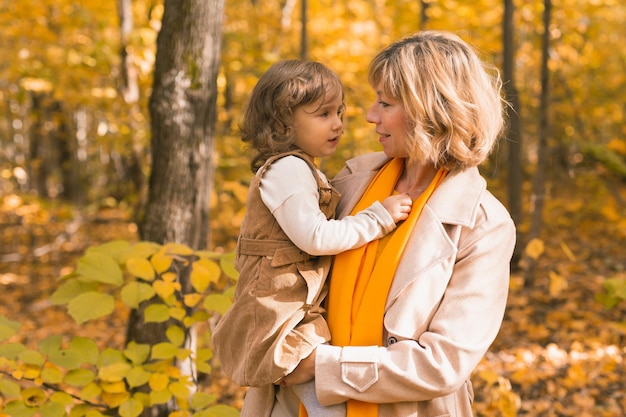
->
203, 404, 241, 417
67, 292, 115, 324
64, 369, 96, 387
70, 337, 100, 365
39, 401, 66, 417
220, 251, 239, 280
2, 400, 38, 417
87, 240, 132, 263
124, 341, 151, 365
76, 252, 123, 286
168, 381, 191, 399
203, 294, 233, 315
125, 366, 151, 388
121, 282, 156, 308
119, 398, 144, 417
190, 391, 216, 410
18, 349, 44, 366
0, 342, 27, 359
49, 391, 74, 406
38, 335, 62, 356
121, 242, 161, 263
99, 348, 127, 366
166, 325, 185, 347
50, 278, 97, 305
80, 382, 102, 401
151, 342, 177, 360
0, 376, 21, 398
126, 257, 155, 281
41, 366, 63, 384
144, 304, 170, 323
0, 316, 21, 342
98, 361, 132, 382
48, 348, 82, 370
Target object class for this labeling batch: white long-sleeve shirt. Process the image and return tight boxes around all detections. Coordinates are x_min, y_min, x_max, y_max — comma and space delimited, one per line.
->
259, 155, 396, 256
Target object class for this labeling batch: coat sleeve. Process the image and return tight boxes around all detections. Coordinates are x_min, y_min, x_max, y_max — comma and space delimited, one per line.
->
315, 195, 516, 405
260, 156, 396, 256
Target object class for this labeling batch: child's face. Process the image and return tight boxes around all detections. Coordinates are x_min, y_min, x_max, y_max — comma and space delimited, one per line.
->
292, 93, 344, 159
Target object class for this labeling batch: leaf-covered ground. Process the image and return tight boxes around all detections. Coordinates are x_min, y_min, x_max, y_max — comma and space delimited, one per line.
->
1, 171, 625, 416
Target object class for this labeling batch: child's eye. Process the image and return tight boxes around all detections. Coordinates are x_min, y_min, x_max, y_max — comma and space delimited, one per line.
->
379, 101, 390, 108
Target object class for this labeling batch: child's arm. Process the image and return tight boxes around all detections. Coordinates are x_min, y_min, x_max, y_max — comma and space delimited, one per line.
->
260, 156, 411, 256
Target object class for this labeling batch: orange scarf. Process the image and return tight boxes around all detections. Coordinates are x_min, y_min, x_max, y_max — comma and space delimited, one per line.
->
303, 158, 447, 417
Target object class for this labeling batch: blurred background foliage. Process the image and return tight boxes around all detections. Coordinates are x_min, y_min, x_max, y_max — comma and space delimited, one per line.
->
1, 0, 624, 252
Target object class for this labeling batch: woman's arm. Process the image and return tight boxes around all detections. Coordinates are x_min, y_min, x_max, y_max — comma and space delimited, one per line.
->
313, 202, 515, 405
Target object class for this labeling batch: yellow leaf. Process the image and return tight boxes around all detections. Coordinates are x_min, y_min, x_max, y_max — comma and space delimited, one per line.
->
477, 368, 500, 385
564, 362, 587, 388
559, 241, 576, 261
183, 293, 203, 307
102, 380, 128, 394
102, 391, 131, 408
169, 307, 186, 321
163, 243, 195, 256
524, 238, 544, 260
149, 389, 171, 405
126, 258, 155, 281
150, 251, 173, 274
549, 271, 568, 297
21, 387, 46, 407
161, 272, 177, 283
154, 280, 180, 300
80, 382, 102, 401
169, 381, 192, 400
190, 258, 221, 293
149, 373, 169, 391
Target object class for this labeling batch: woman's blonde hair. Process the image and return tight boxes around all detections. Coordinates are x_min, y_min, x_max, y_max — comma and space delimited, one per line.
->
369, 31, 505, 171
241, 60, 344, 172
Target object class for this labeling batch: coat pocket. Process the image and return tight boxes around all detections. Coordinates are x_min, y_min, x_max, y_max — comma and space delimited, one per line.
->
340, 346, 379, 393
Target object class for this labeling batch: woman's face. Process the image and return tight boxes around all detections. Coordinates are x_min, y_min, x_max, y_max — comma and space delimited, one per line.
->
366, 83, 411, 159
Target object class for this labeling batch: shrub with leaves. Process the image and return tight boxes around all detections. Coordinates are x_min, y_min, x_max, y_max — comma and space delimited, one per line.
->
0, 240, 239, 417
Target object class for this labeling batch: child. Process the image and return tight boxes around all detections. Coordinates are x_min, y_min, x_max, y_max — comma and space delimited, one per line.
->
211, 60, 412, 417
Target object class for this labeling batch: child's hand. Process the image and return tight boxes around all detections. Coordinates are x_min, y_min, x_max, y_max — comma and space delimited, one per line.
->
382, 194, 413, 223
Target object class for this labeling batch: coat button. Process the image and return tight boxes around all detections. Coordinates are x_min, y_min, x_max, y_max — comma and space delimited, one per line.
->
388, 336, 397, 345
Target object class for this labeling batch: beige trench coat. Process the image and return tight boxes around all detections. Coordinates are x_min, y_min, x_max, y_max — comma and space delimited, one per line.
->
242, 152, 516, 417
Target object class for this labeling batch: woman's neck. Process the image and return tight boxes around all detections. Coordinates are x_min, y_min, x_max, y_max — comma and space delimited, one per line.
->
396, 161, 437, 199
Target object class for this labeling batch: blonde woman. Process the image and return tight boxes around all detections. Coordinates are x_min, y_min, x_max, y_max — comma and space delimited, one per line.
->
278, 31, 516, 417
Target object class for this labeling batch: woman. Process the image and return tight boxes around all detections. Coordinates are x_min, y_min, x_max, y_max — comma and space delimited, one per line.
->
250, 30, 516, 417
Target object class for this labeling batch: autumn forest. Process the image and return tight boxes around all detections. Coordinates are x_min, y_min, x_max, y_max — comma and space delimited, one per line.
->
1, 0, 625, 416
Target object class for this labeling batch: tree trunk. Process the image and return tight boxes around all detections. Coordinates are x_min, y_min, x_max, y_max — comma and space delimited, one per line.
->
502, 0, 523, 266
525, 0, 552, 286
300, 0, 308, 60
420, 0, 429, 28
141, 0, 224, 250
118, 0, 148, 216
126, 1, 224, 415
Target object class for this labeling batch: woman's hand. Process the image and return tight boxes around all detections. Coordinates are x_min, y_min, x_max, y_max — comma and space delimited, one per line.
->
280, 349, 316, 386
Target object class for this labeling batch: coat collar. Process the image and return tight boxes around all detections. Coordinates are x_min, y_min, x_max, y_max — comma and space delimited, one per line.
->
340, 152, 486, 228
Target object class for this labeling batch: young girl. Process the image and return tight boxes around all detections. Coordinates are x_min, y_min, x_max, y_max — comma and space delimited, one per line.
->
211, 60, 412, 417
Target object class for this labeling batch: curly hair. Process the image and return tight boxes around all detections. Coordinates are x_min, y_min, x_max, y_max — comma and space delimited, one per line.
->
241, 60, 344, 172
368, 31, 506, 172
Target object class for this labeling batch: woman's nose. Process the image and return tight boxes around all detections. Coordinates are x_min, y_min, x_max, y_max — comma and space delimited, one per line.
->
365, 104, 378, 124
